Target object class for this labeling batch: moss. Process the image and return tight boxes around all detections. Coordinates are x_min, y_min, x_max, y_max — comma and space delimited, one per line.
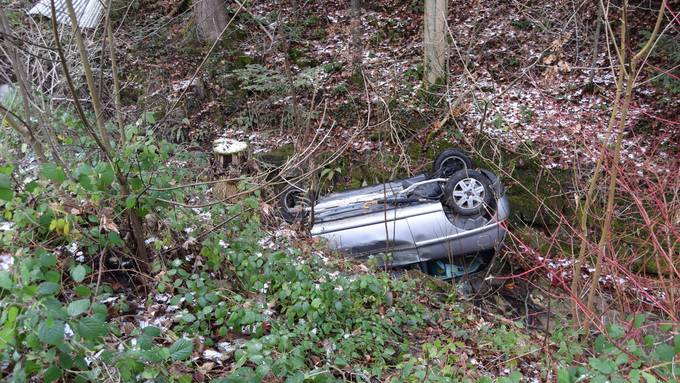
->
4, 10, 23, 26
312, 28, 327, 41
350, 71, 365, 87
638, 257, 672, 277
235, 55, 255, 69
406, 142, 424, 164
349, 166, 366, 189
511, 18, 533, 31
303, 15, 320, 27
255, 143, 295, 166
322, 61, 343, 74
503, 57, 520, 68
118, 86, 141, 105
289, 47, 318, 68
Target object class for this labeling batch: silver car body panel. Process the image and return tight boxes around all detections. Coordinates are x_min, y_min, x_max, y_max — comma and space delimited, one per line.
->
309, 172, 509, 267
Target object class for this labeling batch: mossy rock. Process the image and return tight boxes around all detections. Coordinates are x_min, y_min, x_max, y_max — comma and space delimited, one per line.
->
255, 143, 295, 166
349, 165, 370, 189
474, 146, 573, 228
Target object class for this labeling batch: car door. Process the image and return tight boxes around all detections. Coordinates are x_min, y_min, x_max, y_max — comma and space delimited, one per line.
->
406, 202, 468, 263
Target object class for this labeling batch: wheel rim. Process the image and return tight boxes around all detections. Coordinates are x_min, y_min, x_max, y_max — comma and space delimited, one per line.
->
440, 156, 465, 176
283, 189, 307, 212
451, 177, 485, 210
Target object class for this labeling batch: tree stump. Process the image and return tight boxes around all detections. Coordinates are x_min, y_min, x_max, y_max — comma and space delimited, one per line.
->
212, 138, 249, 202
213, 138, 248, 171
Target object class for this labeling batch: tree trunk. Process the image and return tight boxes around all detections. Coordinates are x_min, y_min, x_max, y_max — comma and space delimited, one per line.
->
195, 0, 228, 42
423, 0, 448, 87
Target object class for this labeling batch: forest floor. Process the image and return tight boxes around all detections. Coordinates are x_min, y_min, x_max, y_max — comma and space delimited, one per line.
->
121, 0, 678, 172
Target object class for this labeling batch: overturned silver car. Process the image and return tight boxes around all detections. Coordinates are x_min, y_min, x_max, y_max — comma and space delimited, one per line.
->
280, 149, 510, 279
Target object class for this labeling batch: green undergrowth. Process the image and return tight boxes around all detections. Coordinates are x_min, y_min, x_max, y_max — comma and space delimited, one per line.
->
0, 114, 678, 382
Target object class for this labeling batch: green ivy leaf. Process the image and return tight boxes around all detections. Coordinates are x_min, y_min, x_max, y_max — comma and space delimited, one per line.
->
168, 338, 193, 361
143, 326, 161, 337
608, 324, 624, 340
641, 371, 657, 383
37, 282, 60, 296
614, 352, 629, 366
653, 343, 676, 362
0, 271, 12, 290
145, 112, 156, 124
67, 299, 90, 317
39, 253, 57, 268
0, 164, 13, 175
44, 365, 61, 383
557, 367, 575, 383
629, 369, 640, 383
24, 180, 38, 193
125, 195, 137, 209
38, 320, 65, 345
96, 163, 115, 189
40, 164, 66, 183
589, 358, 614, 374
0, 174, 11, 189
75, 163, 94, 176
77, 317, 107, 340
499, 371, 522, 383
0, 174, 12, 201
0, 306, 19, 350
77, 174, 94, 191
633, 313, 646, 328
74, 285, 91, 297
0, 188, 12, 201
334, 356, 347, 367
70, 265, 87, 283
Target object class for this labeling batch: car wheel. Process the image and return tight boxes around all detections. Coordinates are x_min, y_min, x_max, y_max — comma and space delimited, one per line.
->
279, 184, 309, 223
443, 169, 493, 216
433, 149, 473, 177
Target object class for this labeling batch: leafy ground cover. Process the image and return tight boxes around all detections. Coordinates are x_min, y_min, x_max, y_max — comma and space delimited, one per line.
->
0, 114, 678, 381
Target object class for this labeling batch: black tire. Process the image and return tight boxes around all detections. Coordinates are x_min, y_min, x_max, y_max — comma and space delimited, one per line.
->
279, 185, 309, 223
433, 149, 473, 177
443, 169, 493, 216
